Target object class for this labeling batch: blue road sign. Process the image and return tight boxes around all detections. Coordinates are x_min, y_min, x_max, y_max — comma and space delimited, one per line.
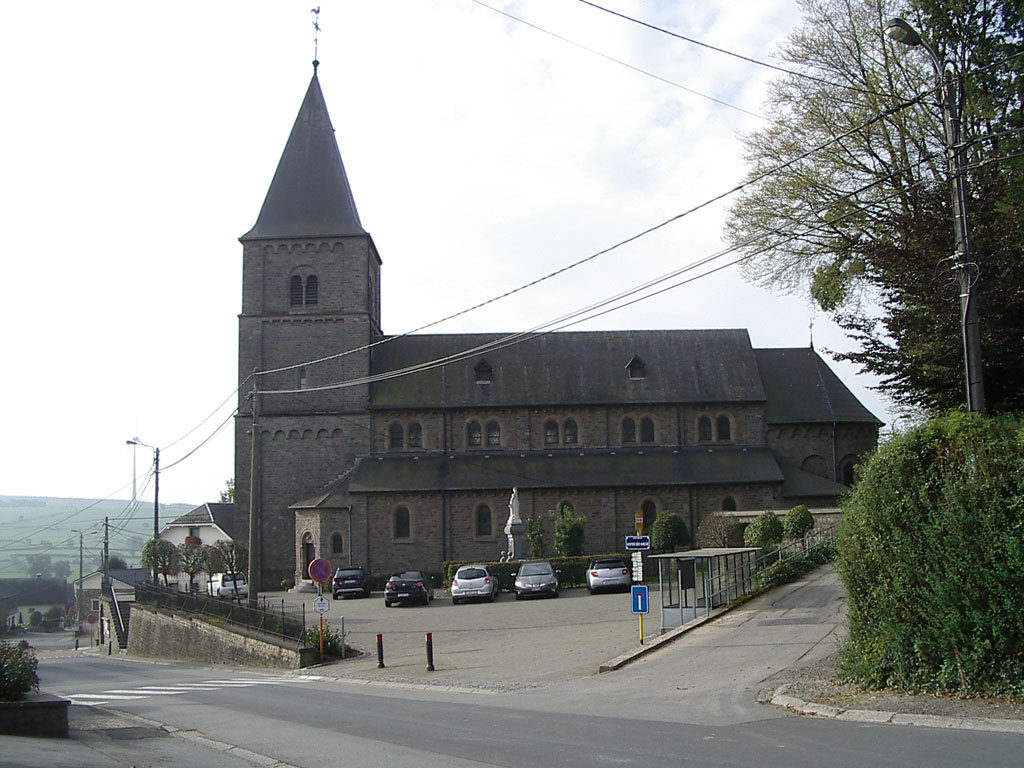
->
308, 557, 331, 583
625, 535, 651, 551
631, 585, 649, 614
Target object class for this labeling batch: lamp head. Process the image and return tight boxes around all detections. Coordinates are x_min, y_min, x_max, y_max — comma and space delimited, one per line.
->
885, 18, 922, 46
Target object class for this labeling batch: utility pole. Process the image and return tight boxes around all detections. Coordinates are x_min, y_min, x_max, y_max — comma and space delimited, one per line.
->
103, 517, 109, 576
247, 369, 261, 605
154, 447, 160, 543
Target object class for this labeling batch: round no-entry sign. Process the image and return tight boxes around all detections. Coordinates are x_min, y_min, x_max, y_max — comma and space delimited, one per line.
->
308, 557, 331, 583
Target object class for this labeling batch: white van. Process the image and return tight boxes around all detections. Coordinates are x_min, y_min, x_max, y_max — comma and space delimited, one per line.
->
209, 572, 248, 598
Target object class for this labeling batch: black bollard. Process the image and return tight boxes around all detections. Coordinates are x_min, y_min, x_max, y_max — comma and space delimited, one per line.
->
425, 632, 435, 671
377, 633, 385, 668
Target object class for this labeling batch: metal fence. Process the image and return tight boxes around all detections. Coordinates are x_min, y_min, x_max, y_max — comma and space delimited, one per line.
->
135, 583, 308, 646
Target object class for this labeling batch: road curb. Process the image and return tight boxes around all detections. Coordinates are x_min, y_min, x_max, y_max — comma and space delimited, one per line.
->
766, 685, 1024, 735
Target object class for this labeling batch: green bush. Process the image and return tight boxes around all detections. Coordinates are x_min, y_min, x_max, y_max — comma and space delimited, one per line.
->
28, 611, 42, 627
303, 624, 346, 657
783, 505, 815, 541
0, 640, 39, 701
526, 516, 546, 557
650, 512, 690, 551
744, 511, 783, 548
551, 505, 585, 557
837, 412, 1024, 697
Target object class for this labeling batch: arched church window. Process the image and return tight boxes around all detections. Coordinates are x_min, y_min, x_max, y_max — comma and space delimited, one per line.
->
467, 421, 482, 446
331, 533, 343, 554
564, 419, 578, 445
544, 420, 559, 445
640, 417, 655, 443
305, 275, 318, 305
641, 499, 657, 531
290, 275, 303, 307
622, 418, 636, 444
717, 415, 731, 441
408, 422, 423, 449
394, 506, 411, 540
476, 504, 492, 538
487, 421, 500, 446
722, 497, 737, 511
389, 423, 404, 450
698, 416, 713, 443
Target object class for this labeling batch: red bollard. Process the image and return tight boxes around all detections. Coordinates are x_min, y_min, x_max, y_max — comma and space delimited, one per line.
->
377, 633, 385, 668
426, 632, 435, 671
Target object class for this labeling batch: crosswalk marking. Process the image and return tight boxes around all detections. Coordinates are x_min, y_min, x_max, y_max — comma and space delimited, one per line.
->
64, 675, 323, 706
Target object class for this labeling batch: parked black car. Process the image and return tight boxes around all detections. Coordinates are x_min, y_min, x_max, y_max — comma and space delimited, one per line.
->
332, 566, 371, 599
384, 570, 434, 607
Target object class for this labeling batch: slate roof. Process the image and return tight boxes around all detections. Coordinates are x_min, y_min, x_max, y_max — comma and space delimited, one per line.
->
755, 348, 882, 425
241, 70, 365, 241
346, 447, 783, 494
0, 578, 68, 605
370, 329, 766, 408
165, 503, 237, 539
777, 462, 851, 499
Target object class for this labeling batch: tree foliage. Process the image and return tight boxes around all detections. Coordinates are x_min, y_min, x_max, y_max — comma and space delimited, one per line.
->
219, 478, 235, 503
106, 555, 127, 571
177, 543, 207, 591
212, 539, 248, 579
696, 512, 739, 548
0, 640, 39, 701
783, 505, 816, 540
837, 412, 1024, 696
726, 0, 1023, 412
744, 511, 784, 549
649, 512, 691, 552
140, 539, 179, 585
550, 504, 585, 557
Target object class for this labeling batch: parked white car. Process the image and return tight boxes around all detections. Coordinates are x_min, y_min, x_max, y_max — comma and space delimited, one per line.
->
209, 572, 248, 598
450, 564, 499, 604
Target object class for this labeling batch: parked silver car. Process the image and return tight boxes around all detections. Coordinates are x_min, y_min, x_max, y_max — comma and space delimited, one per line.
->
586, 558, 631, 594
513, 561, 559, 599
450, 564, 499, 604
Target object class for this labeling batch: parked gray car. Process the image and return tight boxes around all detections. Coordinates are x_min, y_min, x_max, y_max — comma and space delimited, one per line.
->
586, 558, 631, 594
513, 561, 559, 599
450, 564, 499, 604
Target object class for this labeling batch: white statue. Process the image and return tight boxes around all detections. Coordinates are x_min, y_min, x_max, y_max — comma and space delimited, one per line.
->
507, 487, 521, 526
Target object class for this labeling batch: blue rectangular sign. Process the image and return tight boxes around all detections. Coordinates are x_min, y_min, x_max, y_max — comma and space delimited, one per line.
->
631, 585, 649, 614
625, 535, 651, 551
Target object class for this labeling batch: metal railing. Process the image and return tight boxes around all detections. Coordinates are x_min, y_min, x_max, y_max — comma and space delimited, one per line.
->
705, 523, 839, 612
135, 582, 309, 647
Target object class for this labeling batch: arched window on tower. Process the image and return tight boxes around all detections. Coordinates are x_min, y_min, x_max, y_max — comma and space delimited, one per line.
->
716, 415, 731, 441
408, 422, 422, 449
622, 418, 636, 444
290, 275, 304, 307
467, 421, 482, 447
487, 421, 500, 447
722, 496, 737, 511
640, 417, 655, 444
563, 419, 578, 445
305, 275, 318, 305
389, 423, 404, 450
331, 533, 344, 554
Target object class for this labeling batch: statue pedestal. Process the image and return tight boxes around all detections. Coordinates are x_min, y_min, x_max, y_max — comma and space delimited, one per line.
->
505, 520, 526, 561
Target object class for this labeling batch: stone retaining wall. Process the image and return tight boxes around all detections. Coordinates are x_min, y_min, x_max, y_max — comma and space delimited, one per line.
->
127, 604, 317, 668
0, 692, 69, 737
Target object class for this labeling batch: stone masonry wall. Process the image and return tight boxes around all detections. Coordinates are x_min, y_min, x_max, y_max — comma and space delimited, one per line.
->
127, 604, 316, 668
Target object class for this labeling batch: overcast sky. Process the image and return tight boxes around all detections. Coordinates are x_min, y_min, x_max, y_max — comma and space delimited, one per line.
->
1, 0, 896, 511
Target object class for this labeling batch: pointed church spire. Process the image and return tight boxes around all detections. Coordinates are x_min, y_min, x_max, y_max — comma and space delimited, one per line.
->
241, 69, 365, 240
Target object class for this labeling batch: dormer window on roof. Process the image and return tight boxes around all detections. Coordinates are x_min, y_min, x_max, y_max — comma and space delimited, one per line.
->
626, 354, 646, 380
475, 359, 493, 384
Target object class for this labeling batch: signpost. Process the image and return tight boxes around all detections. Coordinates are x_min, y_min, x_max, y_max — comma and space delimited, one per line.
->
631, 585, 649, 645
634, 510, 644, 536
308, 558, 332, 659
625, 535, 651, 550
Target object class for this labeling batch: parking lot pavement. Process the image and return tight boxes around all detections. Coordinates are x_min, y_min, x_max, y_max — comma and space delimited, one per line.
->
264, 585, 650, 688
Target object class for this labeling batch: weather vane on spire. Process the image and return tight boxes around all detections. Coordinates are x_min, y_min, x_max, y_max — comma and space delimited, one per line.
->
311, 6, 321, 71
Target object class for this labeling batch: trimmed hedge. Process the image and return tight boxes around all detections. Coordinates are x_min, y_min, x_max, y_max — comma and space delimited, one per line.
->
837, 412, 1024, 698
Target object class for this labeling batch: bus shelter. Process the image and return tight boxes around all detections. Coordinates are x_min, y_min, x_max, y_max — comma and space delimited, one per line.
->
649, 548, 760, 631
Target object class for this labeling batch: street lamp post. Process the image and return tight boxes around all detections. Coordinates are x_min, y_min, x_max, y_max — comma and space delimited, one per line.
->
126, 438, 161, 582
885, 18, 986, 414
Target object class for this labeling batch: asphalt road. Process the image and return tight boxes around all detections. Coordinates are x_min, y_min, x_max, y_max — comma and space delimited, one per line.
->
23, 566, 1024, 767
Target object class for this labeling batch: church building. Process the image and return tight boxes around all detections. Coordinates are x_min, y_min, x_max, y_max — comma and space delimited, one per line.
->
234, 67, 880, 591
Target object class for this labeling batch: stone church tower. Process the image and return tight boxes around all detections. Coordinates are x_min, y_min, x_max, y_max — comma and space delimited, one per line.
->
235, 66, 381, 590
